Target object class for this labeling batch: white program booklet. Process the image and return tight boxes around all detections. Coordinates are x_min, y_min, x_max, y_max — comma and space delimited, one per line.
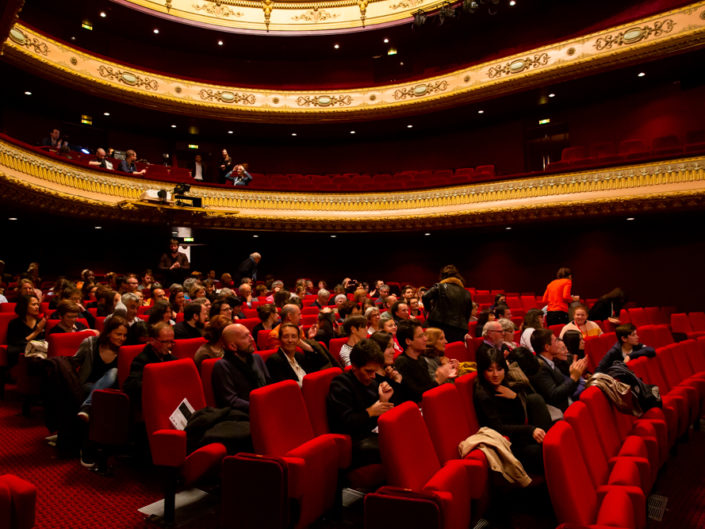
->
169, 398, 195, 430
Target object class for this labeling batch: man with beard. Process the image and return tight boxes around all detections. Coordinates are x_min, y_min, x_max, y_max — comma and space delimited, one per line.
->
173, 301, 208, 339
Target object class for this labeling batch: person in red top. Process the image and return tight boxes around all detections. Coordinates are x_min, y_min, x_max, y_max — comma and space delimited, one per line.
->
542, 267, 580, 327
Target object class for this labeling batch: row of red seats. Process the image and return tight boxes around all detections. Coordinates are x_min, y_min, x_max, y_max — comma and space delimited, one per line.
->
548, 131, 705, 172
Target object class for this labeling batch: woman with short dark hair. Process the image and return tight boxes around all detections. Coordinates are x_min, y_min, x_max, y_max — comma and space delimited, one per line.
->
7, 295, 46, 367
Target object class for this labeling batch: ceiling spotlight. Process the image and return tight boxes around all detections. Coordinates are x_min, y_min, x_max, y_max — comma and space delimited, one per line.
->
171, 124, 177, 128
509, 0, 516, 5
252, 234, 259, 238
548, 92, 556, 98
228, 130, 234, 134
24, 91, 32, 96
94, 226, 102, 230
424, 232, 431, 236
505, 226, 512, 230
637, 72, 646, 77
413, 9, 427, 27
349, 130, 356, 135
333, 43, 340, 49
99, 11, 107, 18
330, 234, 337, 238
407, 124, 413, 129
626, 217, 635, 221
218, 40, 224, 46
383, 38, 389, 43
291, 132, 297, 137
153, 28, 160, 34
477, 109, 485, 114
8, 217, 18, 221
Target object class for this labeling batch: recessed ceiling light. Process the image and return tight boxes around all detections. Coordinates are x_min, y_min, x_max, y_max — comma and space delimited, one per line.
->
71, 36, 76, 41
94, 226, 102, 230
153, 28, 160, 34
252, 234, 259, 238
407, 124, 413, 129
99, 11, 107, 18
424, 232, 431, 236
24, 91, 32, 96
218, 40, 224, 46
387, 48, 398, 56
103, 112, 110, 116
626, 217, 635, 221
333, 43, 340, 49
505, 226, 512, 230
291, 132, 297, 137
477, 109, 485, 114
330, 234, 337, 238
383, 38, 389, 43
509, 0, 516, 6
349, 130, 356, 134
8, 217, 18, 221
548, 92, 556, 98
637, 72, 646, 77
171, 124, 177, 128
227, 130, 234, 134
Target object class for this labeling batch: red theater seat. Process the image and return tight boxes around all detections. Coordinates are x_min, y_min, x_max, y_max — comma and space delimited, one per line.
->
652, 135, 682, 156
142, 359, 227, 524
618, 139, 649, 160
0, 474, 36, 529
172, 337, 206, 360
199, 357, 218, 407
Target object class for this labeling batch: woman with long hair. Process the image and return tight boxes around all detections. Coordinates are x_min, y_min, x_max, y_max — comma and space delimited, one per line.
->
7, 294, 46, 367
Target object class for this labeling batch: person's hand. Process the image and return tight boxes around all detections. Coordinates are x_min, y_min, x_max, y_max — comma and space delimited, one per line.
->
532, 428, 546, 443
435, 362, 454, 384
36, 317, 47, 331
384, 365, 402, 383
367, 400, 394, 417
378, 381, 394, 402
495, 385, 516, 400
170, 262, 181, 270
569, 357, 588, 381
307, 324, 318, 339
624, 355, 631, 364
449, 358, 460, 370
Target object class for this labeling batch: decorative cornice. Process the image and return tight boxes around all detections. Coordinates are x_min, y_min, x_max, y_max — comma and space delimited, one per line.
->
4, 2, 705, 122
1, 138, 705, 232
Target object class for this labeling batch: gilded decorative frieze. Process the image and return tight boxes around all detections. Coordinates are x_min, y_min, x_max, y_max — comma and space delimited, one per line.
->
1, 138, 705, 232
594, 19, 675, 50
291, 8, 338, 22
5, 2, 705, 123
192, 1, 244, 17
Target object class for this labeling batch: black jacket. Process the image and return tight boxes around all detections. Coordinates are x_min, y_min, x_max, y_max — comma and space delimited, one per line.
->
422, 280, 473, 331
529, 356, 578, 412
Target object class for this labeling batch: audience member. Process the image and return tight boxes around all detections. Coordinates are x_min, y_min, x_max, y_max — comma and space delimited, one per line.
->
327, 339, 395, 468
529, 328, 587, 413
379, 312, 402, 354
252, 304, 278, 336
88, 148, 113, 170
476, 320, 507, 360
365, 306, 381, 334
422, 265, 473, 343
266, 323, 322, 386
40, 127, 63, 148
194, 315, 230, 368
498, 317, 518, 351
169, 285, 186, 314
7, 294, 46, 367
118, 149, 146, 175
238, 282, 254, 308
212, 323, 269, 412
159, 239, 189, 284
559, 304, 603, 339
235, 252, 261, 284
390, 300, 410, 323
312, 288, 331, 308
148, 299, 175, 326
48, 301, 87, 334
173, 301, 208, 339
423, 327, 458, 384
190, 154, 206, 181
218, 149, 234, 182
596, 323, 656, 373
519, 309, 544, 352
230, 164, 253, 186
561, 329, 585, 360
374, 284, 390, 307
338, 316, 369, 367
542, 267, 579, 326
588, 287, 626, 325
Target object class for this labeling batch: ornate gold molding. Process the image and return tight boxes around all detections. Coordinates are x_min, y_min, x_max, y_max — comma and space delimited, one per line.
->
5, 2, 705, 122
2, 138, 705, 231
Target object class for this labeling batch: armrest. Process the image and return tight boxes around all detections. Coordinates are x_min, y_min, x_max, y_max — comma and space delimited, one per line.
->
453, 454, 488, 499
595, 487, 636, 529
282, 456, 306, 498
150, 429, 186, 467
607, 456, 650, 492
597, 485, 645, 529
322, 433, 352, 469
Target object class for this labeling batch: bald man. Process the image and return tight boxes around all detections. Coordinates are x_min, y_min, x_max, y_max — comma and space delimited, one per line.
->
89, 148, 114, 170
212, 323, 270, 412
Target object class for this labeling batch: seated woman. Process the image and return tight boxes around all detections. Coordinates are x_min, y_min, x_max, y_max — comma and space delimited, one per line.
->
559, 304, 602, 339
369, 331, 403, 389
95, 288, 121, 317
48, 300, 88, 334
474, 347, 553, 475
379, 312, 403, 355
7, 294, 46, 368
365, 307, 381, 335
561, 329, 585, 360
194, 315, 230, 368
169, 286, 186, 315
519, 309, 544, 352
327, 339, 395, 468
252, 303, 278, 336
266, 323, 322, 386
498, 318, 518, 352
148, 299, 175, 327
72, 315, 128, 422
423, 327, 459, 384
209, 299, 233, 321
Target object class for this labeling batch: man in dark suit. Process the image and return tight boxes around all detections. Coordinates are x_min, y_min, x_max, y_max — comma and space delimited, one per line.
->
475, 320, 507, 360
529, 328, 588, 412
235, 252, 261, 283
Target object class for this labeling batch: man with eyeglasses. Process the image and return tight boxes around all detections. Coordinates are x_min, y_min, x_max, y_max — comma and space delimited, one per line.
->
123, 322, 176, 411
476, 320, 508, 360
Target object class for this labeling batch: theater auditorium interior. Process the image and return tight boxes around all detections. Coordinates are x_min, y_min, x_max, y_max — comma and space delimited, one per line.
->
1, 0, 705, 528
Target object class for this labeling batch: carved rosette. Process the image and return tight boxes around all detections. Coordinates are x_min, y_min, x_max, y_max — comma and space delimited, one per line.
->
594, 19, 675, 50
393, 81, 448, 100
97, 65, 159, 90
199, 88, 256, 104
296, 95, 353, 107
488, 53, 549, 79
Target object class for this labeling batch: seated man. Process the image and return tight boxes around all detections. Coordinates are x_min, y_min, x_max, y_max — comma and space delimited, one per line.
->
88, 148, 114, 170
374, 284, 390, 308
596, 323, 656, 373
394, 320, 451, 403
47, 300, 87, 334
212, 323, 270, 413
118, 149, 146, 175
390, 300, 410, 323
238, 282, 254, 308
529, 328, 588, 413
476, 320, 507, 359
123, 322, 176, 411
338, 315, 369, 367
173, 301, 207, 339
327, 339, 395, 468
311, 288, 331, 308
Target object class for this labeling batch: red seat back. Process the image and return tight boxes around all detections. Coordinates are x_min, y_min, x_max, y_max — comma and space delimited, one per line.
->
671, 313, 693, 334
0, 313, 15, 344
236, 318, 260, 332
199, 358, 219, 408
301, 368, 342, 436
47, 330, 96, 357
444, 341, 469, 363
257, 329, 274, 350
628, 308, 649, 328
0, 303, 16, 313
172, 337, 206, 360
421, 384, 473, 464
118, 344, 146, 389
453, 372, 481, 434
328, 338, 348, 365
250, 380, 314, 455
689, 312, 705, 332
